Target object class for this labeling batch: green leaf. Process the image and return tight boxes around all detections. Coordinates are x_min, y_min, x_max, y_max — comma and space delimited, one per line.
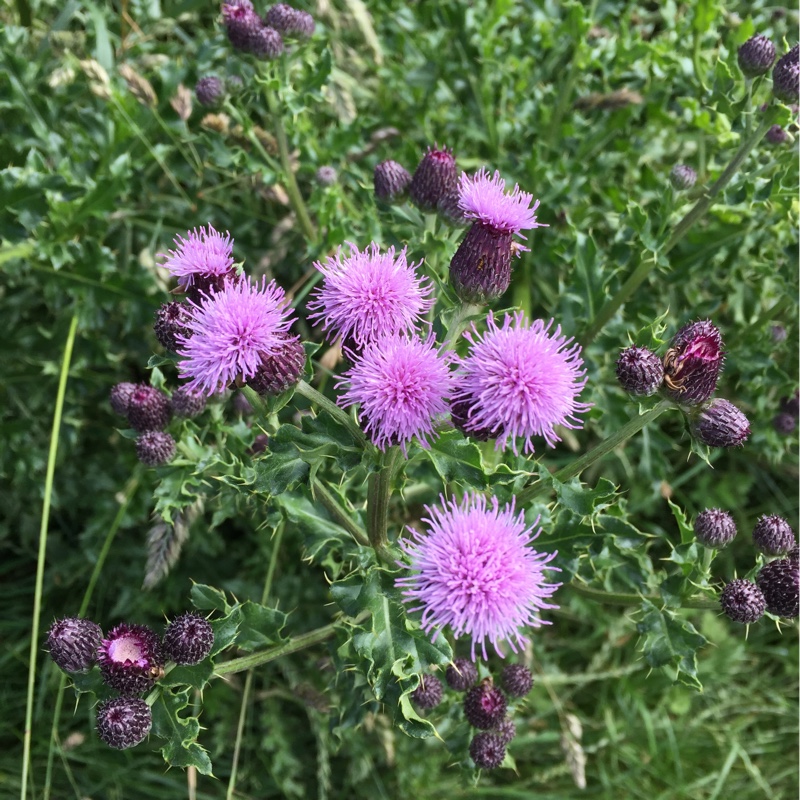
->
235, 601, 288, 651
152, 686, 214, 775
553, 475, 617, 516
190, 583, 231, 613
210, 608, 242, 656
424, 429, 487, 487
160, 661, 215, 691
667, 499, 695, 545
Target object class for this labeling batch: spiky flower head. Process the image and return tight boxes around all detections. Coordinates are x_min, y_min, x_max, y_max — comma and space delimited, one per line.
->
171, 386, 206, 418
264, 4, 315, 37
437, 187, 470, 225
445, 658, 479, 691
663, 320, 724, 404
454, 312, 590, 455
765, 124, 789, 144
457, 169, 544, 236
246, 335, 305, 396
251, 26, 284, 59
396, 493, 561, 660
159, 225, 236, 300
177, 276, 294, 396
409, 145, 458, 210
308, 243, 434, 348
195, 75, 225, 107
691, 399, 750, 448
47, 618, 103, 673
127, 384, 172, 432
222, 1, 263, 52
96, 697, 152, 750
154, 301, 193, 352
774, 412, 797, 434
464, 680, 508, 729
469, 731, 506, 769
98, 623, 164, 695
720, 579, 766, 624
136, 431, 176, 467
493, 717, 517, 746
670, 164, 697, 191
738, 34, 776, 78
756, 558, 799, 618
500, 663, 533, 698
752, 514, 796, 556
163, 612, 215, 665
789, 546, 799, 565
336, 335, 451, 452
110, 382, 137, 416
693, 508, 737, 548
772, 45, 800, 104
315, 166, 337, 186
374, 159, 412, 202
411, 674, 444, 710
616, 346, 664, 396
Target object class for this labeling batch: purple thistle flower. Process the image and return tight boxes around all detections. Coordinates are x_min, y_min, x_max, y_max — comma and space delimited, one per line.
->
97, 623, 164, 695
177, 277, 294, 396
457, 169, 545, 236
396, 493, 561, 661
308, 243, 434, 348
663, 319, 724, 405
454, 312, 590, 455
409, 145, 458, 210
374, 159, 412, 202
195, 76, 225, 107
336, 335, 451, 452
159, 225, 235, 291
222, 0, 263, 52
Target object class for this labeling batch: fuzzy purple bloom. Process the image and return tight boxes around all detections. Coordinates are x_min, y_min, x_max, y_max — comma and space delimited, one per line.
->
308, 243, 434, 348
159, 225, 235, 291
336, 335, 451, 452
670, 164, 697, 191
177, 277, 294, 396
396, 493, 561, 661
195, 76, 225, 107
454, 312, 590, 455
457, 169, 545, 236
222, 1, 263, 52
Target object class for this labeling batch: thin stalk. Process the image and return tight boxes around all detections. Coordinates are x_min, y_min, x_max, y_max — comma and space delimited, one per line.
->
226, 525, 284, 800
312, 479, 370, 547
517, 399, 672, 505
21, 313, 79, 800
366, 446, 401, 563
443, 302, 482, 350
43, 471, 142, 800
569, 581, 718, 610
294, 380, 368, 447
583, 105, 781, 344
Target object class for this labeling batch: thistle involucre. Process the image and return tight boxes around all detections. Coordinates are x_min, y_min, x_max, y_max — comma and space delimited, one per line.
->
396, 493, 561, 660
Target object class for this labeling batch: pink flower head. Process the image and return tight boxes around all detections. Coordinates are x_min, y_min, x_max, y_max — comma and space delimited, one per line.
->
177, 276, 294, 395
458, 169, 547, 237
336, 334, 451, 452
455, 312, 590, 455
396, 493, 561, 661
159, 225, 235, 288
308, 243, 434, 348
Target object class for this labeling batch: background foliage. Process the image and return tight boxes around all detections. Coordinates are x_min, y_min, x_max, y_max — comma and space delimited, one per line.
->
2, 0, 797, 798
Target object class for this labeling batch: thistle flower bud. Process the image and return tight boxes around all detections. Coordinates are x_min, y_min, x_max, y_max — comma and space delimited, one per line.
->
98, 623, 164, 695
195, 76, 225, 108
670, 164, 697, 191
374, 159, 412, 202
110, 382, 137, 416
773, 45, 800, 104
663, 320, 724, 405
47, 617, 103, 673
752, 514, 796, 556
738, 34, 776, 78
469, 732, 506, 769
756, 558, 799, 618
771, 324, 788, 342
251, 26, 284, 60
315, 166, 337, 186
780, 391, 800, 418
493, 717, 517, 745
693, 508, 737, 548
445, 658, 479, 691
500, 664, 533, 698
437, 188, 469, 225
264, 4, 314, 38
616, 346, 664, 396
171, 386, 206, 418
154, 302, 192, 352
449, 397, 500, 442
96, 697, 152, 750
720, 579, 766, 623
222, 1, 263, 53
136, 431, 177, 467
163, 612, 214, 665
691, 399, 750, 448
409, 146, 457, 210
410, 674, 443, 709
765, 124, 789, 144
246, 336, 305, 396
127, 384, 172, 432
449, 222, 514, 303
774, 412, 797, 434
464, 680, 508, 729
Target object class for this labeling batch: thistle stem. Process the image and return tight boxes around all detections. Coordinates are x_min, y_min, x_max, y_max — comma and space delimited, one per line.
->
366, 446, 402, 564
569, 581, 718, 610
312, 479, 370, 547
294, 380, 368, 448
443, 302, 482, 350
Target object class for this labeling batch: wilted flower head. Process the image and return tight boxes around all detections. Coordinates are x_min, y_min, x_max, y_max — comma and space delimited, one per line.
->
308, 243, 434, 348
159, 225, 235, 291
336, 335, 451, 452
396, 493, 560, 661
738, 34, 776, 78
458, 169, 544, 236
663, 319, 724, 404
454, 312, 590, 455
178, 277, 294, 395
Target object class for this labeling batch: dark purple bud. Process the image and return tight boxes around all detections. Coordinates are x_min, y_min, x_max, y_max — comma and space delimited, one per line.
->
450, 397, 501, 442
247, 336, 305, 396
248, 432, 270, 455
96, 697, 152, 750
771, 324, 787, 343
449, 222, 515, 303
47, 618, 103, 673
773, 44, 799, 104
127, 384, 172, 432
437, 188, 470, 225
97, 623, 164, 695
492, 717, 517, 745
693, 508, 737, 548
720, 579, 766, 623
222, 1, 263, 52
469, 732, 506, 769
171, 386, 206, 418
195, 76, 225, 108
780, 390, 800, 417
663, 320, 724, 405
464, 679, 507, 729
251, 26, 284, 60
670, 164, 697, 191
752, 514, 796, 556
789, 546, 799, 565
775, 412, 797, 434
154, 301, 192, 352
445, 658, 479, 691
409, 145, 458, 211
264, 4, 314, 38
765, 124, 789, 144
163, 612, 214, 665
691, 399, 750, 448
110, 382, 137, 416
756, 558, 799, 618
136, 431, 177, 467
410, 674, 443, 709
500, 663, 533, 698
616, 346, 664, 396
315, 166, 337, 186
374, 159, 412, 202
738, 34, 776, 78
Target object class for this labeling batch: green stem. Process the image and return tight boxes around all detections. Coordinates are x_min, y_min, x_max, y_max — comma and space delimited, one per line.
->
517, 399, 673, 505
744, 80, 754, 137
569, 581, 718, 610
583, 105, 780, 344
295, 380, 368, 448
21, 314, 78, 800
0, 240, 35, 267
366, 447, 401, 563
443, 302, 482, 350
312, 479, 370, 547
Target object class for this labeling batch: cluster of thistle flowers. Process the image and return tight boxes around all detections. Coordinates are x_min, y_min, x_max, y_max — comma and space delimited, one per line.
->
410, 660, 534, 771
46, 613, 213, 750
692, 509, 800, 624
616, 320, 751, 448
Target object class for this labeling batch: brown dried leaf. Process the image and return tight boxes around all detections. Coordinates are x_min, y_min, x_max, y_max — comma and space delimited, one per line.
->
574, 88, 644, 111
170, 83, 193, 122
118, 63, 157, 107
